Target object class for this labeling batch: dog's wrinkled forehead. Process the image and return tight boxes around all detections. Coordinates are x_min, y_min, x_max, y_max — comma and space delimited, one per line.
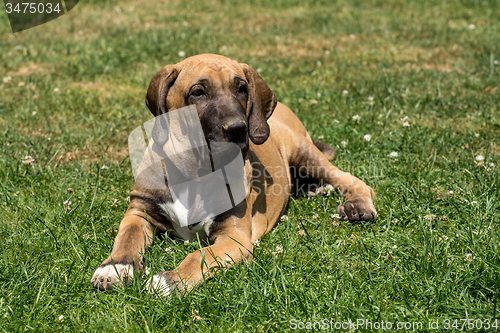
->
178, 56, 244, 90
176, 54, 245, 79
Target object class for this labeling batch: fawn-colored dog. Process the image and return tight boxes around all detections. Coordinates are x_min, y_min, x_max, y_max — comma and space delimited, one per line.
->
91, 54, 377, 295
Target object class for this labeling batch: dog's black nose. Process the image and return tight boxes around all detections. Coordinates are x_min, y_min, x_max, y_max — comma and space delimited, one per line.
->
222, 121, 247, 141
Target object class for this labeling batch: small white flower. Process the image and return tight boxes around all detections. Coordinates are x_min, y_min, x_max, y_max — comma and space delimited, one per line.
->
341, 140, 348, 148
368, 96, 374, 101
317, 92, 322, 97
111, 198, 119, 207
184, 240, 190, 245
475, 155, 484, 162
440, 235, 449, 241
256, 68, 262, 73
178, 51, 186, 57
352, 114, 360, 123
324, 50, 330, 55
126, 196, 131, 202
325, 184, 334, 193
272, 245, 284, 258
363, 134, 372, 142
331, 213, 341, 219
58, 315, 64, 322
349, 34, 356, 39
23, 155, 35, 165
312, 213, 319, 219
280, 215, 289, 222
32, 111, 37, 115
224, 257, 232, 263
448, 190, 454, 194
2, 76, 12, 83
494, 60, 498, 65
468, 24, 476, 30
220, 45, 227, 51
392, 245, 397, 249
317, 135, 324, 139
54, 87, 60, 93
101, 164, 109, 170
475, 133, 480, 137
489, 162, 495, 167
333, 119, 340, 124
400, 116, 410, 127
389, 151, 398, 158
465, 253, 474, 263
63, 200, 72, 211
254, 239, 260, 247
342, 90, 349, 95
191, 309, 202, 321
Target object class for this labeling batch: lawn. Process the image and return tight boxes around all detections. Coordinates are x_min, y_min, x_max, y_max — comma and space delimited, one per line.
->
0, 0, 499, 331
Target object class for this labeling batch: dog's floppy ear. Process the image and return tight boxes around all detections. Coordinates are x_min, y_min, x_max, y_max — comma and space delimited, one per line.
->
241, 64, 277, 145
145, 65, 179, 145
145, 65, 179, 116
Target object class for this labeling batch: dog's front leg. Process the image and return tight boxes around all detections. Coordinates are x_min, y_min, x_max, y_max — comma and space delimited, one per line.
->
92, 210, 154, 290
149, 227, 253, 296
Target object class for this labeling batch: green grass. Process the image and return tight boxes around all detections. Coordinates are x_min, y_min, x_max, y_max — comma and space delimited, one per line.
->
1, 0, 499, 331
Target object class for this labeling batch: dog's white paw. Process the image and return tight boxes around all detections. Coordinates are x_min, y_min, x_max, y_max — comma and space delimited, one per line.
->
146, 274, 171, 296
91, 264, 134, 291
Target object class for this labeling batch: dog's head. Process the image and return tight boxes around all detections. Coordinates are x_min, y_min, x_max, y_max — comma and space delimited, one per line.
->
145, 54, 277, 156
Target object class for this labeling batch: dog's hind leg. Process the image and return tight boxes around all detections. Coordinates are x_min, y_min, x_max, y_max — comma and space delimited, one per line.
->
289, 138, 377, 221
312, 139, 336, 160
289, 140, 336, 196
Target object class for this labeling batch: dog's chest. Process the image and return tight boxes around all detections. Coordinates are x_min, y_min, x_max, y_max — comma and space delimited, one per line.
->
158, 199, 213, 241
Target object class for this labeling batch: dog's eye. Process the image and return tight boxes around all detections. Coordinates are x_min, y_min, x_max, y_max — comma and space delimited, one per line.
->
238, 85, 248, 95
190, 88, 206, 98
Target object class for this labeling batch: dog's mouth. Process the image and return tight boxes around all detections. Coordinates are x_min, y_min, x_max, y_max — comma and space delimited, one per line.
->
205, 126, 249, 160
220, 138, 249, 159
208, 141, 245, 170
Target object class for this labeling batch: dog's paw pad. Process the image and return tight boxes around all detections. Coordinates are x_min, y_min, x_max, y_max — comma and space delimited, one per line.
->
337, 198, 378, 222
91, 264, 134, 291
146, 274, 171, 297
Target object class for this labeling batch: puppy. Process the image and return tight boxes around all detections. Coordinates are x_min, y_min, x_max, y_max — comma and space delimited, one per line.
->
91, 54, 377, 295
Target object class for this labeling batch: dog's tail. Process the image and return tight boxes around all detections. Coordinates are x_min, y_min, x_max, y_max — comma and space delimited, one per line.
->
312, 140, 336, 160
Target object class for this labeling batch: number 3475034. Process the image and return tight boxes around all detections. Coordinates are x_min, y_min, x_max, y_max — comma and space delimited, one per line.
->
5, 2, 61, 14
